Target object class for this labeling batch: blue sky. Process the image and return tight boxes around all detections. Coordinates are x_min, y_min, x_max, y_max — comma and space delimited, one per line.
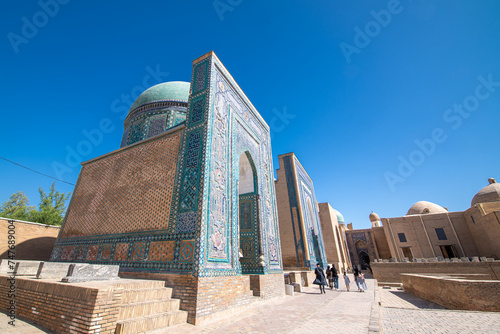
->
1, 0, 499, 229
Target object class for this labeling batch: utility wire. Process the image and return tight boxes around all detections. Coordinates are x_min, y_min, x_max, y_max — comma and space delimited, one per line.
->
0, 156, 75, 186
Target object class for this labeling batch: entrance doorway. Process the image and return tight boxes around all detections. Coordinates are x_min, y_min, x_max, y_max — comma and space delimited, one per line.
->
358, 251, 370, 270
440, 245, 458, 258
238, 152, 263, 274
401, 247, 413, 261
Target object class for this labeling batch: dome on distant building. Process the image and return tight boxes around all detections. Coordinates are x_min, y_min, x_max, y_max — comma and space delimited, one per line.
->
129, 81, 190, 112
120, 81, 191, 148
333, 209, 345, 223
369, 212, 380, 222
406, 201, 448, 215
471, 178, 500, 206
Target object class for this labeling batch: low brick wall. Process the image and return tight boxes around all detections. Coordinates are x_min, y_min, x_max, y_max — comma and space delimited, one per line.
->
0, 274, 121, 333
371, 262, 500, 283
401, 274, 500, 312
0, 218, 60, 261
249, 273, 285, 299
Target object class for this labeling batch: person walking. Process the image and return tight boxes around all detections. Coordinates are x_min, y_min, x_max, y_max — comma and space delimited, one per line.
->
331, 264, 339, 290
313, 263, 327, 294
353, 266, 363, 292
343, 271, 351, 291
326, 265, 333, 289
358, 271, 367, 291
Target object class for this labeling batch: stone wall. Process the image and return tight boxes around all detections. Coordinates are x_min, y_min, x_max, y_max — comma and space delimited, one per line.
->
401, 273, 500, 311
0, 274, 121, 333
372, 261, 500, 283
0, 218, 60, 261
249, 273, 285, 299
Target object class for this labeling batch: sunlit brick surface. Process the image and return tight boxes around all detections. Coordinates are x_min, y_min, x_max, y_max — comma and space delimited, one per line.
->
60, 133, 181, 238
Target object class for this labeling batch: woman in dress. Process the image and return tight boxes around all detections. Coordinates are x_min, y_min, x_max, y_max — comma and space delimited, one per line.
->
313, 263, 328, 294
343, 271, 351, 291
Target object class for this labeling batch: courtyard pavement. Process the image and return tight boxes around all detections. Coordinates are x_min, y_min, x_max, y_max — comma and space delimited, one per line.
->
2, 278, 500, 333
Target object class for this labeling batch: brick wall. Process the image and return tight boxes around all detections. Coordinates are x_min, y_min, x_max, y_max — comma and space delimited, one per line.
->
0, 218, 60, 261
372, 261, 500, 283
0, 274, 121, 333
401, 273, 500, 311
249, 273, 285, 299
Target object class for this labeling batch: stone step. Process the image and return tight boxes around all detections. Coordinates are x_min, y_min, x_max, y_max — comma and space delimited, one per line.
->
115, 310, 188, 334
120, 287, 173, 304
118, 299, 181, 320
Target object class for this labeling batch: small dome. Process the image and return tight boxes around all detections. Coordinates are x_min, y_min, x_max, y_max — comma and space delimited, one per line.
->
471, 178, 500, 206
369, 212, 380, 222
129, 81, 190, 113
333, 209, 345, 223
407, 201, 448, 215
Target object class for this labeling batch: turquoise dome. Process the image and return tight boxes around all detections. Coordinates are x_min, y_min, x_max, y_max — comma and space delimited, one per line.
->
333, 209, 345, 223
129, 81, 190, 112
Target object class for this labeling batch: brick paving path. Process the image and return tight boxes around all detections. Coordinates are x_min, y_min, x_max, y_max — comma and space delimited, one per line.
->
165, 278, 376, 333
380, 287, 500, 334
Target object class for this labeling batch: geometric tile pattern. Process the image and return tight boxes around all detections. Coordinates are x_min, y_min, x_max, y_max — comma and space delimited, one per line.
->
86, 245, 99, 261
100, 244, 112, 261
179, 239, 194, 263
61, 246, 75, 261
59, 133, 181, 238
149, 241, 175, 262
114, 243, 129, 261
131, 242, 147, 261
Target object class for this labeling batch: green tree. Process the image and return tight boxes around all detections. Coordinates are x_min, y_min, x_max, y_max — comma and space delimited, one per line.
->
31, 182, 71, 226
0, 191, 36, 221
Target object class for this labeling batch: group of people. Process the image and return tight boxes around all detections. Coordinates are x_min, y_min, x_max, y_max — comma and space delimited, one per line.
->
313, 263, 367, 293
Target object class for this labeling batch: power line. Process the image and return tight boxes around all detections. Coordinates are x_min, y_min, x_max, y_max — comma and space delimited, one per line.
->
0, 156, 75, 186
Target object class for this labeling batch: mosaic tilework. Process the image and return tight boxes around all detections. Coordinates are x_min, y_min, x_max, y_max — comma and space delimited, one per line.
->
190, 96, 205, 125
193, 61, 208, 94
147, 115, 167, 137
59, 132, 181, 238
149, 240, 175, 262
128, 119, 145, 145
75, 245, 86, 261
177, 212, 197, 233
50, 246, 62, 261
100, 244, 112, 261
131, 242, 147, 261
114, 243, 129, 261
240, 202, 252, 230
180, 240, 195, 262
86, 245, 99, 261
61, 246, 75, 261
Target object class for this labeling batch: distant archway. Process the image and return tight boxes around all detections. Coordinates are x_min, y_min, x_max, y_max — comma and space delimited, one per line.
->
238, 151, 263, 274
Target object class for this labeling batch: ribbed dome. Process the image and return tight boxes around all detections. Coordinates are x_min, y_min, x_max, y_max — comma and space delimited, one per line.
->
471, 178, 500, 206
406, 201, 448, 215
333, 209, 345, 223
129, 81, 190, 112
369, 212, 380, 222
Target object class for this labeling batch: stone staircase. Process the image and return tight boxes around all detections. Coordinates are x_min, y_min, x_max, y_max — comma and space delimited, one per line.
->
114, 280, 188, 333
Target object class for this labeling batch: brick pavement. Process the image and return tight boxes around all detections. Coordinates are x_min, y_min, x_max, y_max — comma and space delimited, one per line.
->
380, 287, 500, 334
164, 278, 376, 333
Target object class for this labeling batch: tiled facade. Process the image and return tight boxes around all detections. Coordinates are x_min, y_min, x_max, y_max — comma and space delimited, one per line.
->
275, 153, 328, 269
50, 51, 284, 322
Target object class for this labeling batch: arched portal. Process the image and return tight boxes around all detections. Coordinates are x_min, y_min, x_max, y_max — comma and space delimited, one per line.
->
307, 199, 323, 266
358, 251, 370, 270
355, 240, 370, 269
238, 152, 263, 274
